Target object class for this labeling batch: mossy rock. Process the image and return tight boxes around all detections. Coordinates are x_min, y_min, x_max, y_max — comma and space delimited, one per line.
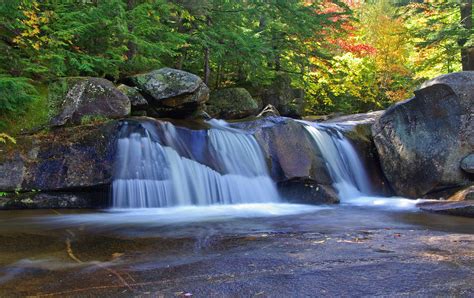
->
127, 68, 209, 118
206, 88, 258, 119
50, 77, 131, 126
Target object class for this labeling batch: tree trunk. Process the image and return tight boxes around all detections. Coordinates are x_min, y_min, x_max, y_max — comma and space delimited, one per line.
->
460, 0, 474, 70
203, 17, 211, 85
204, 47, 210, 86
125, 0, 137, 62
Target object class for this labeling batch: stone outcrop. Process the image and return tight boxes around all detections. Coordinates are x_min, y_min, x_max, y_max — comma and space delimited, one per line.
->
50, 77, 130, 126
372, 72, 474, 199
0, 121, 119, 193
206, 88, 259, 119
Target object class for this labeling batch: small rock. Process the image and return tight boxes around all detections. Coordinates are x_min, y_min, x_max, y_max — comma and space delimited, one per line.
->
460, 154, 474, 174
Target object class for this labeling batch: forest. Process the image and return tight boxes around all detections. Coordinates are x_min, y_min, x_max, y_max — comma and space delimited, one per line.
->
0, 0, 473, 136
0, 1, 473, 295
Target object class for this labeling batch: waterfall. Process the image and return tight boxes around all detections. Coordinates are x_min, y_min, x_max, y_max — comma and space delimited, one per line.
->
112, 120, 280, 208
303, 123, 373, 200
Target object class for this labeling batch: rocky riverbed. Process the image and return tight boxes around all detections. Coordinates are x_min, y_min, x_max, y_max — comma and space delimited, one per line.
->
0, 205, 472, 296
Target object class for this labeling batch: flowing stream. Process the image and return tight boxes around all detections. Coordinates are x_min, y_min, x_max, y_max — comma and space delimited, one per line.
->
112, 120, 280, 208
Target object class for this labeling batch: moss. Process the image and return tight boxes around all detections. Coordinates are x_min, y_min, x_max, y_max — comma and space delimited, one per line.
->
207, 88, 258, 119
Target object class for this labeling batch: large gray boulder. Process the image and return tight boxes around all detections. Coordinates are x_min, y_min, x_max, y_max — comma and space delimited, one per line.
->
128, 68, 209, 118
0, 121, 119, 193
50, 77, 130, 126
372, 72, 474, 198
206, 88, 259, 119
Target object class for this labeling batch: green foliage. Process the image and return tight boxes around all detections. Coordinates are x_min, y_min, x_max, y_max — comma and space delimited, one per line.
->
0, 75, 38, 113
401, 1, 462, 77
0, 0, 470, 125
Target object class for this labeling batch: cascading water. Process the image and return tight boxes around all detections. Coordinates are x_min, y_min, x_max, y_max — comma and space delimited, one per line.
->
112, 120, 280, 208
303, 122, 425, 209
302, 122, 373, 200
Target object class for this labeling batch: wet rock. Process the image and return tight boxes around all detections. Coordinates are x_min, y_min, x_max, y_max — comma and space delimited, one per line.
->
0, 189, 109, 209
252, 117, 332, 186
50, 77, 131, 126
324, 111, 384, 125
0, 121, 119, 193
460, 154, 474, 174
233, 116, 335, 204
373, 72, 474, 198
128, 68, 209, 118
278, 179, 339, 204
206, 88, 258, 119
418, 201, 474, 218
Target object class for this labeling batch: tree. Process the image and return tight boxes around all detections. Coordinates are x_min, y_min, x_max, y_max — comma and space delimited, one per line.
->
460, 0, 474, 70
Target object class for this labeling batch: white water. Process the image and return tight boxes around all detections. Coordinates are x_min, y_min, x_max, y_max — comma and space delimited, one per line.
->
303, 123, 424, 210
41, 203, 327, 228
113, 121, 280, 208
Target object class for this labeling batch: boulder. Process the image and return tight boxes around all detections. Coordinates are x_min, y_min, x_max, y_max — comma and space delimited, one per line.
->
233, 116, 337, 204
128, 68, 209, 118
0, 121, 119, 193
252, 118, 332, 186
372, 72, 474, 198
117, 84, 148, 114
206, 88, 258, 119
50, 77, 130, 126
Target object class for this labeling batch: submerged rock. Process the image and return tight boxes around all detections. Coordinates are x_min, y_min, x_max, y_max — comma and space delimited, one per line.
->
278, 179, 339, 204
206, 88, 258, 119
373, 72, 474, 199
128, 68, 209, 118
50, 77, 131, 126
